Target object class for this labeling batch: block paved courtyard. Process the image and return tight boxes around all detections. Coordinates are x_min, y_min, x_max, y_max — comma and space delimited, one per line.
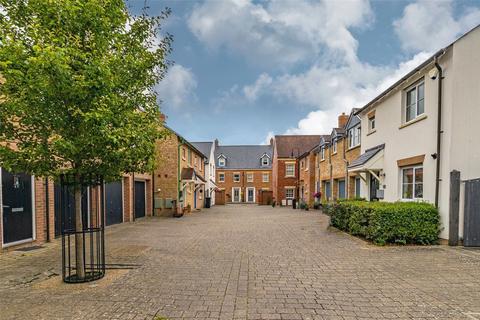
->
1, 205, 480, 320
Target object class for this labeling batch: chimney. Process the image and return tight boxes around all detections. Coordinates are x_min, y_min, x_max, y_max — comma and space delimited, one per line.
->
214, 139, 219, 147
159, 113, 167, 123
338, 112, 349, 128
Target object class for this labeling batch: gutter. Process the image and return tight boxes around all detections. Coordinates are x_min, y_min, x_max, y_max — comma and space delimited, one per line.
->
434, 52, 445, 208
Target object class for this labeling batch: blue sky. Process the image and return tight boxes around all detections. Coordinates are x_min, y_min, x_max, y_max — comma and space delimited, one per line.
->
127, 0, 480, 145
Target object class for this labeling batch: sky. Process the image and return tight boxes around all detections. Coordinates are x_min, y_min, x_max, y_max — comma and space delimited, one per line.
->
127, 0, 480, 145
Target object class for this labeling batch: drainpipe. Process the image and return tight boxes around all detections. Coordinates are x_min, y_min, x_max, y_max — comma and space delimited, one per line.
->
45, 177, 50, 242
177, 142, 182, 213
343, 138, 349, 199
132, 172, 135, 221
434, 56, 444, 208
151, 170, 155, 217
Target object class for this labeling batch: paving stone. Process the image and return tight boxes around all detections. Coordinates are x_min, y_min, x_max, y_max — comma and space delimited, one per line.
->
1, 205, 480, 319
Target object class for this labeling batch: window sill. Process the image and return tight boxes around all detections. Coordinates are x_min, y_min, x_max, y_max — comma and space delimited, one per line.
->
285, 175, 296, 178
347, 145, 361, 151
399, 114, 427, 129
367, 129, 376, 136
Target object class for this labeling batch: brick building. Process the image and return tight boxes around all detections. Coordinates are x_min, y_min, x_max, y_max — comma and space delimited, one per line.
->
272, 135, 321, 206
153, 126, 206, 216
298, 146, 318, 206
214, 142, 272, 204
318, 111, 361, 201
0, 170, 152, 252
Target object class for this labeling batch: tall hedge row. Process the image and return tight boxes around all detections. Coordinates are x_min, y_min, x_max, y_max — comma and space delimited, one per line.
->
323, 200, 440, 245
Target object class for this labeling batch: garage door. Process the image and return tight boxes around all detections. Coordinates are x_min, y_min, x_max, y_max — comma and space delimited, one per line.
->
105, 181, 123, 226
54, 185, 89, 236
1, 170, 33, 245
134, 181, 146, 218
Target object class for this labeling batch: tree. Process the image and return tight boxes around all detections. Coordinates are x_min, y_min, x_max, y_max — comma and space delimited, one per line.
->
0, 0, 171, 279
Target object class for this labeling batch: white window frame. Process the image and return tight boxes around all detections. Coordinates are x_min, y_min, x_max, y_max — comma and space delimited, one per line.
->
405, 81, 425, 123
285, 188, 295, 199
368, 116, 376, 132
233, 173, 240, 183
332, 139, 337, 154
321, 147, 325, 160
262, 172, 269, 183
261, 157, 269, 166
285, 163, 295, 177
246, 173, 254, 183
246, 187, 256, 203
401, 165, 423, 200
349, 125, 361, 148
218, 157, 226, 167
219, 173, 225, 182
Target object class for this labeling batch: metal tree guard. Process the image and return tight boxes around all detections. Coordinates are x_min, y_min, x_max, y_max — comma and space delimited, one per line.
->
60, 174, 105, 283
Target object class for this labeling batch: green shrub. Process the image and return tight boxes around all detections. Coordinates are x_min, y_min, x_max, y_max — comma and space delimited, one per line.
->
326, 200, 440, 245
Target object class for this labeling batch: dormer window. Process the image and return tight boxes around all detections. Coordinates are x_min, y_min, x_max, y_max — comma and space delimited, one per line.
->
261, 154, 270, 166
218, 155, 226, 167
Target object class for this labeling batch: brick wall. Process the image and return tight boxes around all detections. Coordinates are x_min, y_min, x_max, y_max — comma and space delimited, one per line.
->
273, 158, 298, 204
299, 153, 316, 205
216, 169, 272, 204
154, 134, 179, 216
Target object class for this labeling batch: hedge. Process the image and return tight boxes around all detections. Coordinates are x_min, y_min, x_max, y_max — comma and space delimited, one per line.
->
323, 200, 440, 245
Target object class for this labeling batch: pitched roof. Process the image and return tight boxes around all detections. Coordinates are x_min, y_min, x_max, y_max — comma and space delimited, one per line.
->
191, 142, 213, 162
348, 144, 385, 168
345, 108, 361, 130
274, 135, 322, 158
163, 125, 207, 159
355, 25, 480, 116
215, 145, 273, 169
320, 135, 331, 146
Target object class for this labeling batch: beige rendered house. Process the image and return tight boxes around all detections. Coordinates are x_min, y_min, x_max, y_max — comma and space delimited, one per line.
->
350, 26, 480, 243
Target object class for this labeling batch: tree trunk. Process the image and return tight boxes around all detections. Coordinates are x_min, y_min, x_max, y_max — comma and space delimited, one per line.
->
74, 185, 85, 279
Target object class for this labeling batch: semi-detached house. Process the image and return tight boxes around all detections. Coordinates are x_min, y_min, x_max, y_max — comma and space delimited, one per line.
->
349, 25, 480, 243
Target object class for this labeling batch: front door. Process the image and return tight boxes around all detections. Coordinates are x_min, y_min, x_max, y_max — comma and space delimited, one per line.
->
370, 173, 380, 201
247, 188, 255, 203
232, 188, 241, 203
338, 180, 346, 199
2, 170, 33, 245
134, 181, 146, 218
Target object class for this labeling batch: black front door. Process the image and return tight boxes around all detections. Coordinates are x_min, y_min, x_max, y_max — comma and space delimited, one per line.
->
2, 170, 33, 244
134, 181, 146, 218
54, 184, 89, 236
105, 181, 123, 226
369, 173, 379, 201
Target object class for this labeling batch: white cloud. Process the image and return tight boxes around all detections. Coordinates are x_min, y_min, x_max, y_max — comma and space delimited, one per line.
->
243, 73, 272, 101
393, 0, 480, 52
188, 0, 373, 67
156, 65, 197, 109
248, 51, 432, 136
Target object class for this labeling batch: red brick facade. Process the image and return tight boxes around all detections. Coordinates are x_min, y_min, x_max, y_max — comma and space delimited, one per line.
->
216, 169, 271, 204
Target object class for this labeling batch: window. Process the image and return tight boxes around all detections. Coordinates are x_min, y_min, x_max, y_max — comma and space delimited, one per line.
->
285, 188, 295, 199
218, 157, 226, 167
332, 139, 337, 154
188, 149, 192, 165
406, 81, 425, 122
402, 166, 423, 200
349, 125, 361, 148
261, 157, 269, 166
246, 173, 253, 182
321, 147, 325, 160
368, 116, 376, 132
182, 148, 186, 160
285, 163, 295, 177
219, 173, 225, 182
233, 173, 240, 183
262, 173, 269, 183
